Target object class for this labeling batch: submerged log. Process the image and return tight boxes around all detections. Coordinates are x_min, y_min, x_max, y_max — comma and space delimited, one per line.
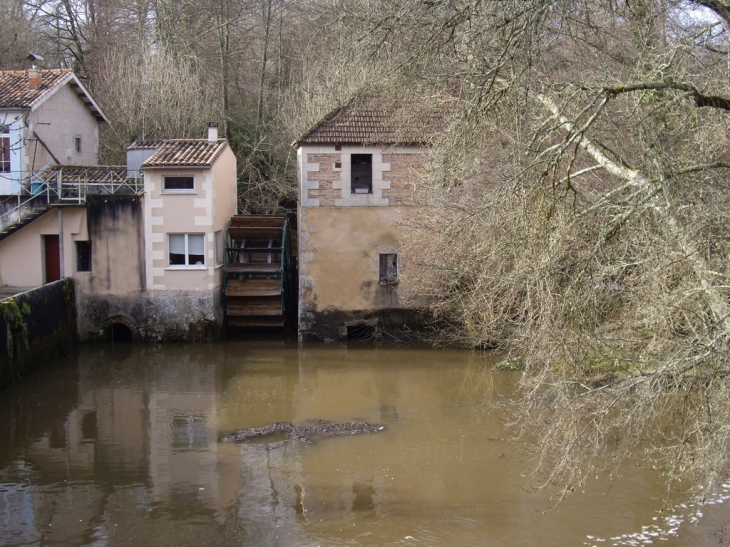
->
221, 420, 384, 444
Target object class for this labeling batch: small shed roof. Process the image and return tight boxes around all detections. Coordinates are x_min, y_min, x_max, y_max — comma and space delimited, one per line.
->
33, 164, 128, 184
0, 68, 108, 123
293, 93, 447, 147
137, 139, 229, 168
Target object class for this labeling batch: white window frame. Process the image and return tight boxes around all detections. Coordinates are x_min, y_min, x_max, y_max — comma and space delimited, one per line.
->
162, 175, 195, 194
167, 233, 206, 269
214, 230, 223, 266
0, 126, 10, 173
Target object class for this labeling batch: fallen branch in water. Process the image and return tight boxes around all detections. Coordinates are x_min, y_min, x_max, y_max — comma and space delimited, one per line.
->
221, 420, 385, 444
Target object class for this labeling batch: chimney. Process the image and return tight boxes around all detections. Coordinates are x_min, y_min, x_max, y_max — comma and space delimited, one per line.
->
28, 66, 41, 90
207, 122, 219, 143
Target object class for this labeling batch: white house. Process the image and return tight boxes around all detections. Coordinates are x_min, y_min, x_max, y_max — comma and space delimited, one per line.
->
0, 67, 107, 194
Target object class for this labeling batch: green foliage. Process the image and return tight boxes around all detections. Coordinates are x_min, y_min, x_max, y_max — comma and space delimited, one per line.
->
0, 299, 29, 351
493, 360, 522, 371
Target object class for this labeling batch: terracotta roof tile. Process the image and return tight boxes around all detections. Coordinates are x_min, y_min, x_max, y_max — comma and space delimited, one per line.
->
136, 139, 229, 167
34, 165, 128, 184
126, 139, 167, 151
0, 69, 73, 109
294, 94, 448, 147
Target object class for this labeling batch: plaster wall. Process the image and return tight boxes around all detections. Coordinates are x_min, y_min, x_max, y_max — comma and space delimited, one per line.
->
143, 148, 237, 291
299, 206, 412, 311
27, 83, 100, 168
144, 168, 218, 292
74, 195, 145, 296
296, 144, 427, 339
211, 146, 238, 236
0, 207, 88, 287
139, 146, 237, 338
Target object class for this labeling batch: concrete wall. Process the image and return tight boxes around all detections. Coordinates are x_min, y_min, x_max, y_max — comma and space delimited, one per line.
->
297, 144, 428, 340
76, 195, 223, 342
0, 278, 77, 387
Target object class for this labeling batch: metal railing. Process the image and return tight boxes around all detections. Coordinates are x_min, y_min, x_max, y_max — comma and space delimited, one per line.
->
0, 167, 143, 233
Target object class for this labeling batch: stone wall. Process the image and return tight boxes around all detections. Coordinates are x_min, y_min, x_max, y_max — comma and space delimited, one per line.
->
382, 153, 419, 206
0, 278, 77, 387
79, 289, 223, 343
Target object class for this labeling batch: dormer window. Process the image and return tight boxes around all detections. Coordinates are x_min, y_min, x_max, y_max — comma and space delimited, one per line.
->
163, 176, 194, 193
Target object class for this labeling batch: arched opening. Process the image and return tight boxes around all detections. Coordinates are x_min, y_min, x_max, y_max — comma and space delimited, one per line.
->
108, 322, 133, 343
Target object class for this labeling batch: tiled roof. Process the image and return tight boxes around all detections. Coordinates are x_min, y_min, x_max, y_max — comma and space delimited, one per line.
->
294, 94, 447, 147
0, 68, 108, 123
0, 69, 72, 109
127, 140, 167, 151
34, 165, 128, 184
138, 139, 229, 167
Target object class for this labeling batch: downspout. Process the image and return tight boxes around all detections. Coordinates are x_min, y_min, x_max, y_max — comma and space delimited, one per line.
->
58, 208, 64, 278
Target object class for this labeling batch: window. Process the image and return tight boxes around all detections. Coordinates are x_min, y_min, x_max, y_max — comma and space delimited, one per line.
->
169, 233, 205, 267
351, 154, 372, 194
76, 241, 92, 272
379, 253, 398, 284
0, 127, 10, 173
163, 176, 194, 192
214, 230, 223, 265
74, 135, 82, 154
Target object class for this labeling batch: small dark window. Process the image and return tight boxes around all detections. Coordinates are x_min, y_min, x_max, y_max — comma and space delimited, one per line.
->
0, 132, 10, 173
351, 154, 372, 194
380, 253, 398, 284
76, 241, 92, 272
164, 176, 195, 191
74, 135, 82, 154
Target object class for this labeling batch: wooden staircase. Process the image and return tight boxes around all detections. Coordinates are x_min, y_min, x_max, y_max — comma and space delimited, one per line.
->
224, 215, 291, 328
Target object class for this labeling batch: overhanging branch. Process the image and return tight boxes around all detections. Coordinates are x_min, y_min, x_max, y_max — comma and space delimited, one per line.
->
603, 81, 730, 111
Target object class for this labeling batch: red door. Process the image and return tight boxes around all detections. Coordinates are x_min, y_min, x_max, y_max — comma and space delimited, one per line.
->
44, 235, 60, 283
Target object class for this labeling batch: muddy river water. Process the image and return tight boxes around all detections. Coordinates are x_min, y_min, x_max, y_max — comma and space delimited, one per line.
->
1, 340, 728, 547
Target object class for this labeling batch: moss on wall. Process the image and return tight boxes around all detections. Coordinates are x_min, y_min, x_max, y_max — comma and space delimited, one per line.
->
0, 278, 77, 387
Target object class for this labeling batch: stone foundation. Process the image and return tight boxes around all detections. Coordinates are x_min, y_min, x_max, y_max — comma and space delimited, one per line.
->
298, 306, 431, 342
0, 278, 77, 387
78, 289, 224, 342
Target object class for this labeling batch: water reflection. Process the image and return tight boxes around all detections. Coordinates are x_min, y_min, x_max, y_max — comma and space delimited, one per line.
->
0, 341, 725, 547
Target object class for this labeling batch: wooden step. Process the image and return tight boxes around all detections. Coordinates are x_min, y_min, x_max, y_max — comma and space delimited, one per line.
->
228, 246, 282, 252
230, 215, 286, 228
227, 299, 283, 316
228, 317, 284, 328
226, 279, 281, 297
226, 263, 280, 275
229, 226, 284, 240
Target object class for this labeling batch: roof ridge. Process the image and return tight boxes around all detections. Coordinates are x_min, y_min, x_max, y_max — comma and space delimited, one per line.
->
293, 92, 443, 147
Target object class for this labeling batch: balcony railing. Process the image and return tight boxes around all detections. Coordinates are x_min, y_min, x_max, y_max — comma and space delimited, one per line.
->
0, 166, 143, 234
